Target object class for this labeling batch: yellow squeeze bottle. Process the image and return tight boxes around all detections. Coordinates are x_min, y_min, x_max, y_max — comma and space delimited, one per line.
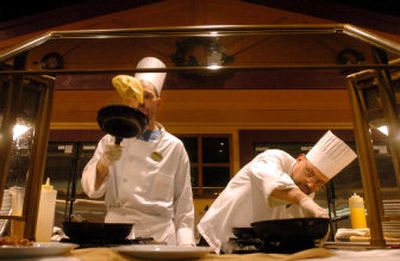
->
35, 178, 58, 242
349, 193, 367, 229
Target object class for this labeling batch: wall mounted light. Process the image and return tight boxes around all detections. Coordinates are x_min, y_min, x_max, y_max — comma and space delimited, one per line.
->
13, 123, 30, 141
376, 125, 388, 136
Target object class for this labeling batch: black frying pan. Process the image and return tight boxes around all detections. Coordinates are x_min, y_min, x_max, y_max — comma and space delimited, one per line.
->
63, 221, 133, 242
251, 217, 330, 241
232, 227, 256, 239
97, 105, 148, 144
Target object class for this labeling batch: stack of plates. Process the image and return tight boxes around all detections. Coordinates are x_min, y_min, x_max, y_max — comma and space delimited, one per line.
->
383, 199, 400, 239
383, 199, 400, 216
0, 190, 12, 236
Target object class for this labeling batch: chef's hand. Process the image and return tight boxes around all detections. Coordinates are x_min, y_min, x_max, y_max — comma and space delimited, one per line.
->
299, 197, 329, 218
98, 144, 123, 168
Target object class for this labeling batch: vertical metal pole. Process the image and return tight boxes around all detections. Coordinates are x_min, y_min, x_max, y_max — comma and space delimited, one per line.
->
326, 182, 337, 241
0, 77, 16, 212
371, 47, 400, 193
198, 136, 203, 196
0, 76, 26, 238
68, 143, 81, 221
23, 77, 54, 240
347, 76, 386, 247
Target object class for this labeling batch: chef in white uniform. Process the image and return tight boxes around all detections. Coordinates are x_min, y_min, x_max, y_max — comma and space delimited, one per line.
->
197, 130, 357, 254
81, 57, 196, 246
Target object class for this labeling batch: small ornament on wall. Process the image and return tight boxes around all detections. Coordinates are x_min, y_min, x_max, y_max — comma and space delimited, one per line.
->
170, 37, 234, 81
336, 48, 365, 74
40, 52, 64, 69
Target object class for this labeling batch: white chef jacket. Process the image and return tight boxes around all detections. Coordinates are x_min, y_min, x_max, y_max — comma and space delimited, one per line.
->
81, 124, 195, 246
197, 150, 308, 254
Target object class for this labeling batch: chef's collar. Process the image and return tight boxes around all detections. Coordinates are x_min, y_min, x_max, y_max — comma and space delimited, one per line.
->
137, 129, 161, 142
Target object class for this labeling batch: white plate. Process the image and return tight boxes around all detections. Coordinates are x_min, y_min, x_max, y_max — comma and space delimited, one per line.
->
0, 242, 79, 258
115, 245, 212, 260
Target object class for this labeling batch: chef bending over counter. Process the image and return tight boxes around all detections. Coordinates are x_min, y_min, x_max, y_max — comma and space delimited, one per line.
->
81, 57, 196, 247
197, 130, 357, 254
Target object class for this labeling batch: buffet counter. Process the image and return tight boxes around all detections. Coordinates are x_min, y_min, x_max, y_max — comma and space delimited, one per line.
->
72, 247, 332, 261
69, 247, 400, 261
3, 246, 400, 261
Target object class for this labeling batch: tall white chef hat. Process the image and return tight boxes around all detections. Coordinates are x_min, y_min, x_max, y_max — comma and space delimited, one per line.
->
306, 130, 357, 180
134, 57, 166, 96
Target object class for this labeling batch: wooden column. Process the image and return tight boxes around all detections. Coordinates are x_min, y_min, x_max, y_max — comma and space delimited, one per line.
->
347, 74, 386, 248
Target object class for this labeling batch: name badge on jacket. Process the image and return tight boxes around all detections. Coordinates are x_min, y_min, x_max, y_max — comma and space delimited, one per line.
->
150, 152, 163, 162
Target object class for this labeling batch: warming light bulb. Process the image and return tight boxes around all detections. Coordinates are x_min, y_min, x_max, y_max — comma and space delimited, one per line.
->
377, 125, 388, 136
13, 124, 30, 140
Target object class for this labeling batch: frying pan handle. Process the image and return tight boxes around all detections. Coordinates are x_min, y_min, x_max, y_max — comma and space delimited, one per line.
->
115, 137, 123, 145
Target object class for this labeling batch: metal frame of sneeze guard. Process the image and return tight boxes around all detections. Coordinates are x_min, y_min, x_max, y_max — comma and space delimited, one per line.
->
0, 24, 400, 245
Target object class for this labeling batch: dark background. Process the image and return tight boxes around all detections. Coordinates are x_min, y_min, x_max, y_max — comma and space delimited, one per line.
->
1, 0, 400, 23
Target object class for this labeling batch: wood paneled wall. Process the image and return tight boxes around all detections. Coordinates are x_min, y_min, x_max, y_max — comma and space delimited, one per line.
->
51, 88, 354, 172
51, 88, 353, 131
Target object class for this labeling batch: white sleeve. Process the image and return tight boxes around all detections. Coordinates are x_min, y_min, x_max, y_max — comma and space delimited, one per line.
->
81, 136, 111, 198
173, 144, 196, 246
249, 154, 297, 207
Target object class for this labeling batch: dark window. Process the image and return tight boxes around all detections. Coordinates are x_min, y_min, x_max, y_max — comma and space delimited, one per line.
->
179, 135, 232, 197
45, 142, 98, 199
203, 167, 230, 187
191, 167, 198, 188
44, 142, 101, 225
44, 143, 77, 200
180, 137, 197, 162
202, 137, 230, 163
